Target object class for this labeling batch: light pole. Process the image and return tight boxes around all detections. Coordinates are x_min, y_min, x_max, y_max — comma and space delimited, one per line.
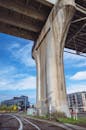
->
49, 103, 52, 120
25, 97, 27, 112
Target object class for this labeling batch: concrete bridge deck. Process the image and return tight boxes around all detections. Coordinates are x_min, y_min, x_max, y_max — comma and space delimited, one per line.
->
0, 0, 85, 53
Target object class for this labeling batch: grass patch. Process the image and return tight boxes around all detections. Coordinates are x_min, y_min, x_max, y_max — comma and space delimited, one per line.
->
58, 117, 86, 125
20, 111, 86, 126
20, 111, 49, 120
31, 115, 49, 120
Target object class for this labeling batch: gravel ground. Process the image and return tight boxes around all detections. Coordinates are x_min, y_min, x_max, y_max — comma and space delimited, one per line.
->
1, 113, 85, 130
0, 114, 19, 130
0, 114, 38, 130
26, 118, 66, 130
77, 124, 86, 128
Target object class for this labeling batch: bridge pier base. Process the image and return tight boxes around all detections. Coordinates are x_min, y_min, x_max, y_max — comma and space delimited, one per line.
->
33, 0, 75, 117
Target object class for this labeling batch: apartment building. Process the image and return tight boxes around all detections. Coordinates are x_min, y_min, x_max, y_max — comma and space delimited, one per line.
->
1, 96, 30, 109
67, 91, 86, 112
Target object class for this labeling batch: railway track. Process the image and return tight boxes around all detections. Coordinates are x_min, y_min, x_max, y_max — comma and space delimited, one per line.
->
0, 114, 19, 130
23, 116, 86, 130
0, 113, 85, 130
0, 113, 41, 130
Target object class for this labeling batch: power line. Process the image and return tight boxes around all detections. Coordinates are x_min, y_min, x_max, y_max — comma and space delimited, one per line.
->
64, 50, 86, 58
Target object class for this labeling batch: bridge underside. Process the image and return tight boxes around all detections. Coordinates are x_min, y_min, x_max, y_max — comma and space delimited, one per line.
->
0, 0, 86, 117
0, 0, 85, 53
66, 0, 86, 53
0, 0, 53, 40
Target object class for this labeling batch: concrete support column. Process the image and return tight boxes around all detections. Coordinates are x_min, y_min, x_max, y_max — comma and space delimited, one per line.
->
33, 51, 41, 115
46, 5, 75, 117
33, 0, 75, 117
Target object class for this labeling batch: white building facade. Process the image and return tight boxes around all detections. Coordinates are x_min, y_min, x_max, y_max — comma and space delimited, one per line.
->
68, 92, 86, 112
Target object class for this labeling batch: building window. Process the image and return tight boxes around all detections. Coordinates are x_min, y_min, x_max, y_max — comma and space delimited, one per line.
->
85, 94, 86, 99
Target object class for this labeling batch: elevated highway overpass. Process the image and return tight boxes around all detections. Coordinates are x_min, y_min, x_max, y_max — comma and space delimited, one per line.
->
0, 0, 85, 52
0, 0, 85, 116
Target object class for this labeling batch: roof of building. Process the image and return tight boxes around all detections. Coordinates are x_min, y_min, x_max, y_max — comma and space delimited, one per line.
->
68, 91, 86, 95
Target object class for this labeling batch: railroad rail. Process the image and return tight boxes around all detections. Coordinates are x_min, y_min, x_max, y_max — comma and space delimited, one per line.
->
0, 113, 41, 130
0, 114, 19, 130
0, 113, 85, 130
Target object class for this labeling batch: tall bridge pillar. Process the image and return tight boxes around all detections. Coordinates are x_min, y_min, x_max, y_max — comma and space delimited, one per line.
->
33, 0, 75, 117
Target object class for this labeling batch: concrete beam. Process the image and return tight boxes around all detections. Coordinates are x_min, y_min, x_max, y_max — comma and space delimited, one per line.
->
33, 0, 76, 50
0, 22, 38, 40
0, 0, 48, 21
0, 7, 41, 33
36, 0, 53, 8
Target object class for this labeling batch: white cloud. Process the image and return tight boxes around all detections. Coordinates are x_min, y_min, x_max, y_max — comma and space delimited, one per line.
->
0, 79, 9, 86
64, 49, 86, 68
67, 84, 86, 94
12, 73, 28, 79
15, 76, 36, 90
0, 65, 36, 91
74, 62, 86, 67
9, 42, 20, 49
0, 66, 16, 76
10, 44, 35, 67
70, 71, 86, 80
0, 76, 36, 91
0, 78, 13, 88
64, 49, 86, 94
0, 94, 13, 102
29, 95, 36, 99
64, 51, 85, 62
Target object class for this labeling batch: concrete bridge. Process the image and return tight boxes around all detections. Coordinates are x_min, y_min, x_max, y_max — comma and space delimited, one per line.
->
0, 0, 86, 117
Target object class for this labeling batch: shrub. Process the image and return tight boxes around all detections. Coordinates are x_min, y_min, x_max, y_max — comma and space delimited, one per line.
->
51, 111, 66, 120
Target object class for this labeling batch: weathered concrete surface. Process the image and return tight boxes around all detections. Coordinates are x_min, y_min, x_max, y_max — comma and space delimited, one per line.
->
33, 0, 75, 117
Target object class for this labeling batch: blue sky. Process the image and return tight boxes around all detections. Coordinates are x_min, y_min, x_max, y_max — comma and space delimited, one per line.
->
64, 49, 86, 94
0, 33, 36, 104
0, 33, 86, 104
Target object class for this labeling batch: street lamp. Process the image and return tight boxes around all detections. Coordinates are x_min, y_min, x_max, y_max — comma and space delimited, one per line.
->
25, 97, 27, 111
